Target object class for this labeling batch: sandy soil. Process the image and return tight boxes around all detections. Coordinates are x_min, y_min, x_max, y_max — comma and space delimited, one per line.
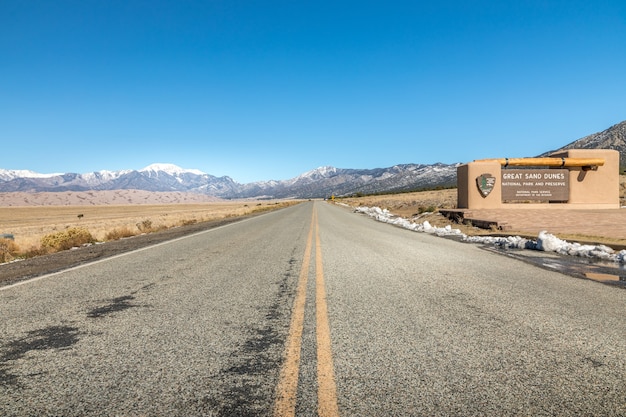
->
338, 175, 626, 245
0, 201, 284, 249
341, 176, 626, 215
0, 213, 268, 286
339, 189, 493, 237
0, 191, 297, 284
0, 190, 222, 206
1, 177, 625, 284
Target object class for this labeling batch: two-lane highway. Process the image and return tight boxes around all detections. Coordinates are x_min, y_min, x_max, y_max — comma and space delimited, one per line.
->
1, 201, 625, 416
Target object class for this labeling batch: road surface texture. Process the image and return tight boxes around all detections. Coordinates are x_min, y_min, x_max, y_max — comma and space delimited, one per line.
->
1, 201, 624, 416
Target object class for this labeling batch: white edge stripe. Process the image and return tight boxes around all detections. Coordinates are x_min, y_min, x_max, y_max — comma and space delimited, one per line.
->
0, 216, 255, 292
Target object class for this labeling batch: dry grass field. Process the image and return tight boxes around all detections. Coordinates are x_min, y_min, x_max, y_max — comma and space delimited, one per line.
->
338, 175, 626, 244
341, 176, 626, 212
340, 188, 458, 218
0, 201, 295, 257
338, 188, 487, 236
1, 175, 624, 261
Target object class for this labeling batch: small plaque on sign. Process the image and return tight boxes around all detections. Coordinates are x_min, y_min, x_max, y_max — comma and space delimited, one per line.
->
476, 174, 496, 197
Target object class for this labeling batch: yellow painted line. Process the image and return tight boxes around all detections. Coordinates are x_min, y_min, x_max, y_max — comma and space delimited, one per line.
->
315, 214, 340, 417
274, 205, 340, 416
585, 272, 623, 282
274, 208, 315, 417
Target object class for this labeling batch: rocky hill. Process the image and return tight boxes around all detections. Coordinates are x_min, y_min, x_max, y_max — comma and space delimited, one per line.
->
541, 120, 626, 168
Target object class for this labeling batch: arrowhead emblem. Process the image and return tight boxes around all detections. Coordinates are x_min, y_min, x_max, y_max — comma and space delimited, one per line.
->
476, 174, 496, 197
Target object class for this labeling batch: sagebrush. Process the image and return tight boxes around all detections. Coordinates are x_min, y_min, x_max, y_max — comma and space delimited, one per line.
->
41, 227, 95, 252
0, 238, 19, 263
105, 227, 136, 241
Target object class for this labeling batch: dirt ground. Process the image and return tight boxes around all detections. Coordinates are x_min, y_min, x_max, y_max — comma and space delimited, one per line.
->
339, 188, 495, 237
0, 201, 284, 249
0, 212, 267, 286
338, 176, 626, 247
0, 201, 297, 286
340, 176, 626, 216
2, 176, 625, 285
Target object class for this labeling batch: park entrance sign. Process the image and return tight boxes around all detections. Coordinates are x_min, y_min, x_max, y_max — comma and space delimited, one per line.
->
501, 169, 569, 201
457, 149, 619, 209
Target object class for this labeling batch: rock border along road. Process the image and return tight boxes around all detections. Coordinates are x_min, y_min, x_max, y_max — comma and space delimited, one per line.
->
1, 201, 625, 416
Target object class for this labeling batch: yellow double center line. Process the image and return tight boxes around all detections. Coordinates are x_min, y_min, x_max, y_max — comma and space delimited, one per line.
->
274, 207, 339, 417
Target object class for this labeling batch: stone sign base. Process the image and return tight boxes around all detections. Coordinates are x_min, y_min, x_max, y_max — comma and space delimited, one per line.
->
457, 149, 620, 210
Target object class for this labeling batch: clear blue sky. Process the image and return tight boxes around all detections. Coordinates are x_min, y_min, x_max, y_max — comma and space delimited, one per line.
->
2, 1, 625, 183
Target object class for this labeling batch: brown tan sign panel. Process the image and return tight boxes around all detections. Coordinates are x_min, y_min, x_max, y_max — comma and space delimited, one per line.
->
501, 169, 569, 201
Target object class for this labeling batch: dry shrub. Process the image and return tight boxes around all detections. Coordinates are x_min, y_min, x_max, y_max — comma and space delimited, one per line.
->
105, 226, 136, 241
251, 205, 276, 214
135, 220, 168, 234
21, 245, 49, 258
0, 238, 20, 263
152, 223, 168, 232
41, 227, 95, 252
136, 219, 153, 232
180, 218, 197, 226
417, 205, 437, 215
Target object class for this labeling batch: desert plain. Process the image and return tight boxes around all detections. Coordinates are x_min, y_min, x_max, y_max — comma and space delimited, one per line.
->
0, 190, 294, 253
1, 175, 625, 259
340, 175, 626, 248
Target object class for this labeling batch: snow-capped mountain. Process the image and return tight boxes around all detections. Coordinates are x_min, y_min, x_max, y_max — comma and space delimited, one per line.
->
0, 169, 63, 181
139, 163, 205, 177
227, 164, 459, 199
0, 164, 239, 195
0, 163, 458, 199
3, 121, 623, 199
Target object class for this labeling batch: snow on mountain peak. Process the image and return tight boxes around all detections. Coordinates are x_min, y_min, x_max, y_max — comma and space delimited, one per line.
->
285, 166, 338, 185
0, 168, 62, 180
140, 163, 206, 176
300, 166, 338, 178
81, 169, 133, 183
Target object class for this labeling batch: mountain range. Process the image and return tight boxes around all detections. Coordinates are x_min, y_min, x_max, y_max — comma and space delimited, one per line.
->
1, 120, 624, 199
0, 163, 458, 199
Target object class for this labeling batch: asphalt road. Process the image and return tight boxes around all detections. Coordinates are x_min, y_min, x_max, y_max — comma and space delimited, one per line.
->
1, 201, 624, 416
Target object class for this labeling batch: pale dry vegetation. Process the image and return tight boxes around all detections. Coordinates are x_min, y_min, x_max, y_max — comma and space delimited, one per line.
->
41, 227, 96, 252
0, 201, 297, 262
338, 188, 491, 236
340, 188, 458, 219
338, 175, 626, 243
0, 238, 20, 263
1, 176, 624, 263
